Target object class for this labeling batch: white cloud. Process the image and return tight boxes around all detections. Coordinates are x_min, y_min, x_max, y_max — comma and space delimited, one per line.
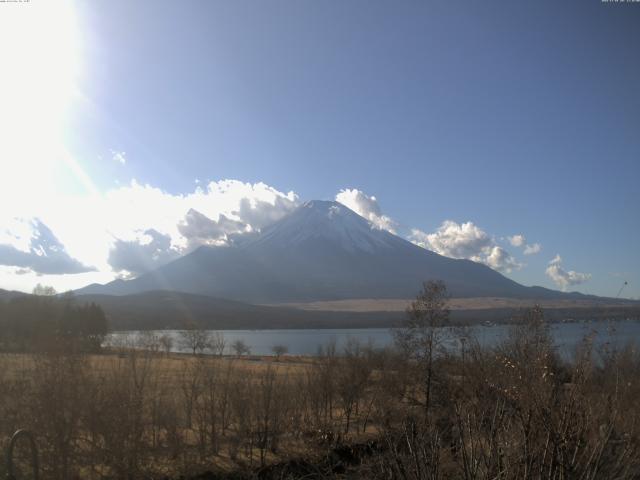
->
234, 195, 298, 231
485, 246, 522, 273
335, 188, 397, 233
0, 178, 300, 286
334, 190, 522, 274
545, 255, 591, 290
177, 208, 248, 250
108, 229, 180, 278
508, 234, 542, 255
407, 228, 429, 248
0, 218, 95, 275
334, 190, 525, 275
111, 150, 126, 165
413, 221, 492, 260
100, 179, 299, 276
508, 234, 526, 247
409, 221, 522, 273
523, 243, 542, 255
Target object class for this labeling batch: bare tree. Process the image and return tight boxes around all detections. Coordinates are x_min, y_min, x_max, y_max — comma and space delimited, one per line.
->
394, 280, 450, 415
179, 321, 212, 355
158, 334, 173, 355
336, 338, 372, 433
210, 331, 226, 356
137, 330, 160, 353
231, 339, 251, 357
32, 283, 57, 296
271, 344, 288, 360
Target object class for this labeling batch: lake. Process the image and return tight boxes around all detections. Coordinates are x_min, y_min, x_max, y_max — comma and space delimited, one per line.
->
107, 319, 640, 357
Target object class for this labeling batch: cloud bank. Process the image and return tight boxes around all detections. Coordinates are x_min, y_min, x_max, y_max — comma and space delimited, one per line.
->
0, 218, 95, 275
177, 209, 248, 250
545, 255, 591, 290
0, 177, 565, 291
108, 229, 180, 278
100, 180, 299, 276
0, 179, 299, 281
409, 221, 522, 273
335, 189, 397, 233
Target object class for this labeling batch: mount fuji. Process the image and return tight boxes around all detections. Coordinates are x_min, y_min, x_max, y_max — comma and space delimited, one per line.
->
76, 200, 581, 303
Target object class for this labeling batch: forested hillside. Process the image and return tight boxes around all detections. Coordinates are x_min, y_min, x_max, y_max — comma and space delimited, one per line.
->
0, 295, 108, 352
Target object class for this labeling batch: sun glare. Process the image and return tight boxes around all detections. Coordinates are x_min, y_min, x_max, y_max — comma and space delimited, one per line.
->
0, 0, 82, 200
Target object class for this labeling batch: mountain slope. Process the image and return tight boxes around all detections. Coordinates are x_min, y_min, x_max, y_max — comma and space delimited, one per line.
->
76, 200, 587, 303
0, 288, 29, 302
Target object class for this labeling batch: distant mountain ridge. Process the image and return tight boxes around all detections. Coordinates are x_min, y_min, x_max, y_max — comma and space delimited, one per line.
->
3, 288, 638, 331
0, 288, 29, 302
76, 200, 594, 303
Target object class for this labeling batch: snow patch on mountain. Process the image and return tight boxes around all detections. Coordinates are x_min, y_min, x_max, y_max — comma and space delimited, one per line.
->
247, 200, 400, 254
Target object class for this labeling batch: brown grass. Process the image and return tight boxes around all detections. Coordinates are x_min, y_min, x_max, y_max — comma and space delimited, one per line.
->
266, 296, 637, 312
1, 314, 640, 479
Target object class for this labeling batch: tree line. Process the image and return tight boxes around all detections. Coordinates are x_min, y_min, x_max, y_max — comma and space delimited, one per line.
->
0, 289, 108, 352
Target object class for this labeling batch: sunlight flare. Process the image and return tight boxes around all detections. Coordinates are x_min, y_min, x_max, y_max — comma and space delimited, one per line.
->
0, 0, 84, 198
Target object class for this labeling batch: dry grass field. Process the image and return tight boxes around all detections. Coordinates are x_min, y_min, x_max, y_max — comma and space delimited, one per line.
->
0, 347, 382, 479
2, 307, 640, 479
268, 296, 637, 312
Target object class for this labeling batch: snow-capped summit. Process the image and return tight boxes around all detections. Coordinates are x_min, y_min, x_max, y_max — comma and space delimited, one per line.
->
249, 200, 399, 254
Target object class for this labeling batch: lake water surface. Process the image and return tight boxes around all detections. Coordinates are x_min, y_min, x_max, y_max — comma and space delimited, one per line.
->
108, 319, 640, 357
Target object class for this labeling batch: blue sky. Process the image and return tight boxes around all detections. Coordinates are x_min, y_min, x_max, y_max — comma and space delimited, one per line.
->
0, 0, 638, 298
